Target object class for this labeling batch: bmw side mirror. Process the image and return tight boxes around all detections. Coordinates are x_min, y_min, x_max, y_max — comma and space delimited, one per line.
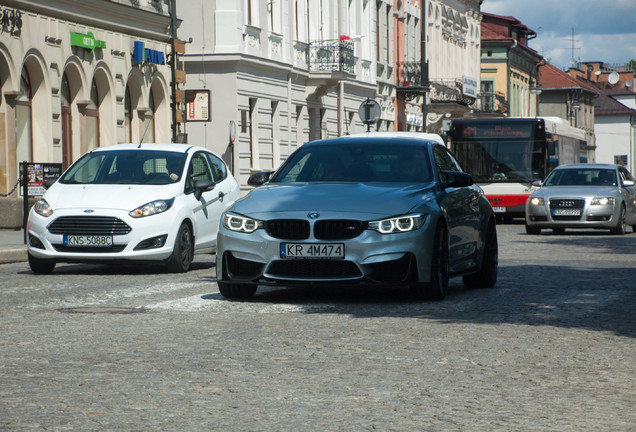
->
193, 179, 215, 200
248, 171, 274, 187
441, 171, 473, 188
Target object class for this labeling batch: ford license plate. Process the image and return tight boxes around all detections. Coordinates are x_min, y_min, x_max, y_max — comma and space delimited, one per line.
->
63, 235, 113, 247
280, 243, 344, 259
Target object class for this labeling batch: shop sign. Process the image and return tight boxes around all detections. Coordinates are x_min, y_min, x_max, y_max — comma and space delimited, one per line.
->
70, 31, 106, 52
463, 76, 478, 98
185, 90, 211, 122
0, 7, 23, 36
133, 41, 166, 65
19, 163, 63, 197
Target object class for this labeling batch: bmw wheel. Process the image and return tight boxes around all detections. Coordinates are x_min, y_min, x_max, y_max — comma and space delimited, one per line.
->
218, 281, 257, 299
167, 223, 194, 272
411, 222, 449, 301
463, 218, 498, 288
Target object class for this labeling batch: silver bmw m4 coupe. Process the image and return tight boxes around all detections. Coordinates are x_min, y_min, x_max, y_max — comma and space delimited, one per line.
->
216, 132, 498, 300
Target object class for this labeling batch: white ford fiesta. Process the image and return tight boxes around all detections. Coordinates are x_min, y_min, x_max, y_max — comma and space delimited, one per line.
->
26, 143, 240, 274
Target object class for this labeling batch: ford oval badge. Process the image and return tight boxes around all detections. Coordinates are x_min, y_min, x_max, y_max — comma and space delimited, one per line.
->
84, 209, 94, 213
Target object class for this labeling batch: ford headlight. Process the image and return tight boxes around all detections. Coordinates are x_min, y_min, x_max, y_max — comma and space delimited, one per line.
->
33, 199, 53, 217
368, 214, 425, 234
129, 198, 174, 218
528, 197, 544, 206
223, 213, 263, 233
591, 197, 614, 206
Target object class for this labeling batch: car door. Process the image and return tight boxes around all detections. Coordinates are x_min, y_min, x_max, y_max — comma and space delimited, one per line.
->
433, 145, 480, 272
185, 152, 224, 252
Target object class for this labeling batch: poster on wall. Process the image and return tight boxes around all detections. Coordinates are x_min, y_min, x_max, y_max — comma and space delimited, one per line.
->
185, 89, 211, 122
19, 162, 63, 196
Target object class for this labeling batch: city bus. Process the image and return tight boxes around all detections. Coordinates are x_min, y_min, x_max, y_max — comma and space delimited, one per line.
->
448, 117, 587, 220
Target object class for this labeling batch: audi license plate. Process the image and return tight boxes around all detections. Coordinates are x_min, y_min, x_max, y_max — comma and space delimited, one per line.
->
552, 209, 581, 216
64, 235, 113, 247
281, 243, 344, 259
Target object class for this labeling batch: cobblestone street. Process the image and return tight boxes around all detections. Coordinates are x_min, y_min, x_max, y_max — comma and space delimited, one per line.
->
1, 224, 634, 431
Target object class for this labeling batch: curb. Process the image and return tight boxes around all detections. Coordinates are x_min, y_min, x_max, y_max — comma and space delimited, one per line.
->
0, 248, 27, 264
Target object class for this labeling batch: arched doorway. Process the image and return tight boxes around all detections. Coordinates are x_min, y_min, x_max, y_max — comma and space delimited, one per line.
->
85, 78, 100, 151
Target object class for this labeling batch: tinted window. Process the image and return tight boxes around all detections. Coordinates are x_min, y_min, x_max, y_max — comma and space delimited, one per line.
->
544, 168, 617, 186
206, 152, 228, 182
271, 142, 433, 183
185, 152, 213, 193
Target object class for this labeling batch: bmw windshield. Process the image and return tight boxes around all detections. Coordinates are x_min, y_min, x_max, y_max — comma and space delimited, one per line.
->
271, 142, 434, 183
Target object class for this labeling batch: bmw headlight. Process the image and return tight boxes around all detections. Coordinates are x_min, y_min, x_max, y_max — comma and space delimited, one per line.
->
528, 197, 544, 206
223, 213, 263, 233
368, 214, 425, 234
129, 198, 174, 218
33, 199, 53, 217
591, 197, 614, 206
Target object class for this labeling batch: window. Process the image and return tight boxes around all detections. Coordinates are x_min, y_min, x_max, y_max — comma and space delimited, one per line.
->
185, 153, 214, 194
206, 152, 228, 183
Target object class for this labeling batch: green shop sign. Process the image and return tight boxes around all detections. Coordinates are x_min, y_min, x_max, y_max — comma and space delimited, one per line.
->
70, 32, 106, 52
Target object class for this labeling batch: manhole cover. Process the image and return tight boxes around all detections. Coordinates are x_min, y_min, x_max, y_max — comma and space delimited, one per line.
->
58, 307, 148, 314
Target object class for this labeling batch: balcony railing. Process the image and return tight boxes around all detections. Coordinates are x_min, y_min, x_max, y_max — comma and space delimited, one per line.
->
396, 61, 428, 101
475, 91, 509, 113
307, 39, 355, 74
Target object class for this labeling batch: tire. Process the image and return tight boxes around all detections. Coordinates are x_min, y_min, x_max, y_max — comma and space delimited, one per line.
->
463, 218, 498, 288
411, 222, 449, 301
167, 223, 194, 273
525, 224, 541, 235
28, 253, 55, 274
610, 205, 626, 235
218, 281, 257, 299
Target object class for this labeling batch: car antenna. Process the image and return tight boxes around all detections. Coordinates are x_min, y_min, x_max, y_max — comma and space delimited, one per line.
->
138, 120, 153, 148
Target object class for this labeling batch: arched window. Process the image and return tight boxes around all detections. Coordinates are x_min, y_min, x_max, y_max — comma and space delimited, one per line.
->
85, 78, 100, 151
16, 68, 33, 164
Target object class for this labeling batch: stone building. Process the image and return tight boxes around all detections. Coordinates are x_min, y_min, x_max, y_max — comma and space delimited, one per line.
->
0, 0, 174, 227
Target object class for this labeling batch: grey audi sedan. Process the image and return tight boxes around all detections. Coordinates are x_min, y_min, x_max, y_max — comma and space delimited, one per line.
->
525, 163, 636, 235
216, 132, 498, 300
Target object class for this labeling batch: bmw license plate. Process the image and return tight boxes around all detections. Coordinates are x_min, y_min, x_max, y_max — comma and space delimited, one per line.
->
64, 235, 113, 247
281, 243, 344, 259
552, 209, 581, 216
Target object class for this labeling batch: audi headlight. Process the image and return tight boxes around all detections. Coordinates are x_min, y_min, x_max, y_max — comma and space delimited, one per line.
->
368, 214, 425, 234
528, 197, 544, 206
591, 197, 614, 206
223, 213, 263, 233
129, 198, 174, 218
33, 199, 53, 217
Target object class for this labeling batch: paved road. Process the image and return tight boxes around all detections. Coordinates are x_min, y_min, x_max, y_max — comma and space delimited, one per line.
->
1, 224, 634, 431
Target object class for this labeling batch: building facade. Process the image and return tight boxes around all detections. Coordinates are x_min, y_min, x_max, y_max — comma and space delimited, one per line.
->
478, 12, 542, 118
178, 0, 378, 189
0, 0, 174, 227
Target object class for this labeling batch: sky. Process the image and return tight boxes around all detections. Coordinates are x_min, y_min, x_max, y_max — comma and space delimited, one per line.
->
480, 0, 636, 70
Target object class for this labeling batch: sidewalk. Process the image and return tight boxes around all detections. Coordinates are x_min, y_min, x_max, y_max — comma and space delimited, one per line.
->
0, 229, 27, 264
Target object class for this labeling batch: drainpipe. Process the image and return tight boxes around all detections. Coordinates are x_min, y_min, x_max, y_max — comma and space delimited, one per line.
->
170, 0, 178, 142
421, 0, 428, 131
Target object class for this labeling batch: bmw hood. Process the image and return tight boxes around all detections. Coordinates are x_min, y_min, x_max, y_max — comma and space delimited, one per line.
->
231, 183, 436, 218
42, 183, 182, 211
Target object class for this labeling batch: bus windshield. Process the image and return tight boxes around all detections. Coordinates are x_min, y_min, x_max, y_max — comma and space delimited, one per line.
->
452, 139, 545, 183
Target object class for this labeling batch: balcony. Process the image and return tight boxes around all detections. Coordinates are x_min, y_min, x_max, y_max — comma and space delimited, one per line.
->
396, 61, 428, 101
307, 39, 355, 74
475, 91, 509, 114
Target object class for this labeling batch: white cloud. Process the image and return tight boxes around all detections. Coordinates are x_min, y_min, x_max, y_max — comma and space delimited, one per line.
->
481, 0, 636, 69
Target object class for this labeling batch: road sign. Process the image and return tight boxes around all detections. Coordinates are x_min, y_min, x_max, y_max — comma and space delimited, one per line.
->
358, 98, 381, 131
